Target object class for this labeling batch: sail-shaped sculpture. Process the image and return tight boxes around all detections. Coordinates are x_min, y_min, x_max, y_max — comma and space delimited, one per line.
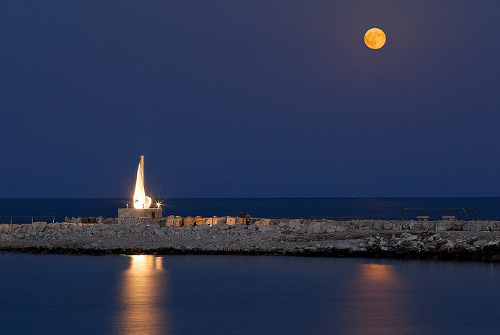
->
133, 155, 152, 209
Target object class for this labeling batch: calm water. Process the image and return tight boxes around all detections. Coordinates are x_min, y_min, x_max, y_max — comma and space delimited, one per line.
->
1, 198, 500, 222
0, 254, 498, 335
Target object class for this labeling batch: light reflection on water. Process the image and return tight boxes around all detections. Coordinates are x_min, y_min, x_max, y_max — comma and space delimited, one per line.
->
1, 254, 499, 334
339, 263, 419, 335
115, 255, 169, 335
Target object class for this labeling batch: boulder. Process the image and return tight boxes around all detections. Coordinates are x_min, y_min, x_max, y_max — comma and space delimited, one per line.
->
236, 217, 246, 224
383, 221, 394, 230
197, 224, 210, 230
165, 216, 175, 227
234, 223, 248, 230
325, 226, 337, 233
288, 219, 303, 225
154, 229, 166, 236
32, 222, 48, 231
195, 216, 205, 226
473, 239, 487, 247
436, 221, 452, 231
217, 223, 230, 230
258, 225, 277, 232
293, 225, 306, 234
173, 216, 183, 228
307, 223, 325, 234
148, 223, 161, 230
405, 234, 418, 241
357, 220, 371, 230
409, 222, 424, 230
215, 217, 226, 224
183, 216, 195, 227
256, 218, 276, 226
372, 221, 384, 230
326, 225, 346, 233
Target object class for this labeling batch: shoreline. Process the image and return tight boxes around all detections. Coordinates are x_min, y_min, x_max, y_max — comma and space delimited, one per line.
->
1, 219, 500, 261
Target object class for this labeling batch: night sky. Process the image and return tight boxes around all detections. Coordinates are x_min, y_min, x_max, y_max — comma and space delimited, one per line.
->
1, 1, 500, 198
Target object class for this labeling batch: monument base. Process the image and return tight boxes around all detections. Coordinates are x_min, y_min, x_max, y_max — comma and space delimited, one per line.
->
117, 208, 162, 224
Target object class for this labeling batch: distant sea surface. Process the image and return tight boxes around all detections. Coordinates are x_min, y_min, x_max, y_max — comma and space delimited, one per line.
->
1, 198, 500, 223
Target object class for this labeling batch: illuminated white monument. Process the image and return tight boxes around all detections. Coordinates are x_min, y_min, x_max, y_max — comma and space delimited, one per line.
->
117, 155, 162, 224
133, 155, 152, 209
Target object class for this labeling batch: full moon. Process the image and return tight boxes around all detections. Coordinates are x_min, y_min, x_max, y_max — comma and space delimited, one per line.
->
364, 28, 386, 49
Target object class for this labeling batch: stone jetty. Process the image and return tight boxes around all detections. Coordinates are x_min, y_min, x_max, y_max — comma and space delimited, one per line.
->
1, 217, 499, 261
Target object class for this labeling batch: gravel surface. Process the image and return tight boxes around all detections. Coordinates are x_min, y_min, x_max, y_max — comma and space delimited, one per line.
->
1, 220, 499, 261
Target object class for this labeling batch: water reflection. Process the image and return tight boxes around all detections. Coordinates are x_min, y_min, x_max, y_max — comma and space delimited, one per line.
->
115, 255, 169, 335
339, 263, 417, 335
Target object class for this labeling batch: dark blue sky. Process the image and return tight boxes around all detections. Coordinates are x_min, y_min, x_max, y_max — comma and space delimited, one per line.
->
1, 1, 500, 198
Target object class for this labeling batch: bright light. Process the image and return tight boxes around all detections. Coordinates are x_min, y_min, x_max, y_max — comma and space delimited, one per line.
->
133, 155, 152, 209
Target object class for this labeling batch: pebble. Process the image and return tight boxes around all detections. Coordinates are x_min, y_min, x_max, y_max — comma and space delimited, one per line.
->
0, 219, 499, 261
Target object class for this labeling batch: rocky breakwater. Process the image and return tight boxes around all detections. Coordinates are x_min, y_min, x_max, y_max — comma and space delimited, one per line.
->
0, 219, 499, 261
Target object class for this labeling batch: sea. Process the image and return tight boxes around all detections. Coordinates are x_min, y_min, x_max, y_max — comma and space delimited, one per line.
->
1, 197, 500, 223
1, 198, 500, 334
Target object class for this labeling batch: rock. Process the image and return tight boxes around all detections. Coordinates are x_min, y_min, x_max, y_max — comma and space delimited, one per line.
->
288, 219, 303, 226
183, 217, 195, 227
473, 239, 487, 247
436, 221, 452, 231
197, 224, 210, 230
226, 217, 236, 225
217, 223, 230, 230
195, 216, 205, 226
258, 225, 277, 232
234, 224, 248, 230
278, 222, 289, 228
391, 222, 403, 230
456, 242, 470, 249
165, 216, 175, 227
325, 226, 336, 233
256, 218, 277, 226
326, 225, 346, 233
292, 225, 306, 234
1, 217, 499, 262
307, 223, 325, 234
154, 229, 165, 236
236, 217, 247, 225
409, 222, 424, 230
103, 218, 115, 224
213, 217, 226, 224
405, 234, 418, 241
256, 219, 268, 226
383, 222, 393, 230
173, 216, 183, 228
